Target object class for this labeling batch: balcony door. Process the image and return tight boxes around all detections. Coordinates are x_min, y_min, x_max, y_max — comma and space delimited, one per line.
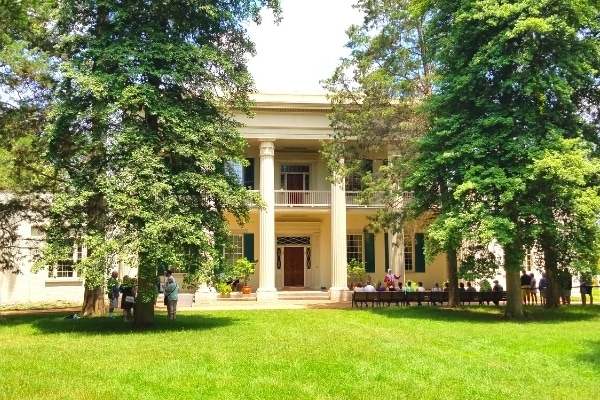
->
281, 165, 309, 204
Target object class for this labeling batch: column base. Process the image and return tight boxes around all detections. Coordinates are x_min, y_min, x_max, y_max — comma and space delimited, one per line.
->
256, 287, 279, 302
195, 287, 217, 304
329, 287, 351, 302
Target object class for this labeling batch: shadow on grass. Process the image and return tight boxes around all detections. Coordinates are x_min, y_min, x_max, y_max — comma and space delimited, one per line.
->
577, 340, 600, 371
1, 311, 239, 335
343, 303, 600, 324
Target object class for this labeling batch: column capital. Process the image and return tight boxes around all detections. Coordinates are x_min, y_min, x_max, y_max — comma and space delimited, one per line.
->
259, 140, 275, 156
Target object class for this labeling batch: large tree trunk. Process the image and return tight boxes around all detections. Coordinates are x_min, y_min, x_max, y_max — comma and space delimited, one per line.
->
503, 240, 525, 318
504, 269, 523, 318
81, 286, 105, 316
133, 252, 155, 328
541, 239, 561, 308
446, 248, 460, 307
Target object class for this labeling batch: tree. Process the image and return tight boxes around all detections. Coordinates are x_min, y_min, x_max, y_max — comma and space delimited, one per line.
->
525, 139, 600, 307
41, 0, 280, 325
0, 0, 58, 273
413, 0, 600, 318
321, 0, 436, 299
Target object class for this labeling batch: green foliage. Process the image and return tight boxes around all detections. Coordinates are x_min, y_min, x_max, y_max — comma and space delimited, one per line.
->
410, 0, 600, 308
9, 0, 280, 321
347, 259, 367, 284
233, 257, 256, 285
322, 0, 432, 235
216, 281, 232, 295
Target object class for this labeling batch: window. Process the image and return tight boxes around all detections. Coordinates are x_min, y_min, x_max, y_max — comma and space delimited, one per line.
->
347, 234, 363, 263
345, 160, 373, 191
523, 248, 533, 272
49, 245, 84, 278
224, 234, 244, 265
226, 158, 255, 189
404, 235, 413, 271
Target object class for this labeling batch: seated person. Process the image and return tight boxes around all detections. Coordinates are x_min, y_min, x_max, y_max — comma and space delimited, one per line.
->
363, 281, 376, 292
353, 282, 364, 292
431, 282, 442, 305
466, 282, 477, 292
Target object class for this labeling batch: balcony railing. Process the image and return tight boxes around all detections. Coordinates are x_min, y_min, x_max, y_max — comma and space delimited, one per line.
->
250, 190, 413, 208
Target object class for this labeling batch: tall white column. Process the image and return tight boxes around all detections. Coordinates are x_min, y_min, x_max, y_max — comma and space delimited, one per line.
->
329, 170, 349, 301
256, 140, 278, 301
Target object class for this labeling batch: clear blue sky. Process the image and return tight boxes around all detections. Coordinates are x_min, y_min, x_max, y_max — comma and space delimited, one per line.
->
246, 0, 362, 94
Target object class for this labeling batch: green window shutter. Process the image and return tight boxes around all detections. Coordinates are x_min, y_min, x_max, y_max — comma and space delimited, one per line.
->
243, 158, 255, 189
243, 233, 254, 261
415, 233, 425, 272
384, 232, 389, 270
364, 233, 375, 273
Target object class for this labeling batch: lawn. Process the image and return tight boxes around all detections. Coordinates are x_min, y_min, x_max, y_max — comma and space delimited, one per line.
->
1, 305, 598, 400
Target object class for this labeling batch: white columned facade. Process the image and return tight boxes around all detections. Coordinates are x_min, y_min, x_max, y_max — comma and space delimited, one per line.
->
256, 140, 278, 301
329, 170, 349, 300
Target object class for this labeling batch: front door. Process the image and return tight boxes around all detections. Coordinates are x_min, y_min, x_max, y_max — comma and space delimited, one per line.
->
284, 247, 304, 287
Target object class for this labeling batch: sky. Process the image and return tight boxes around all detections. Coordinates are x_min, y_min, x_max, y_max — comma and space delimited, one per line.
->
245, 0, 363, 94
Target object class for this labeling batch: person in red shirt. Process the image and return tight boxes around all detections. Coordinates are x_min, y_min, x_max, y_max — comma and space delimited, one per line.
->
384, 269, 401, 291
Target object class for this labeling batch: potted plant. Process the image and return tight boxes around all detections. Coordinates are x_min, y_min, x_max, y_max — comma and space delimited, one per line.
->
347, 259, 367, 289
216, 282, 232, 298
234, 257, 256, 294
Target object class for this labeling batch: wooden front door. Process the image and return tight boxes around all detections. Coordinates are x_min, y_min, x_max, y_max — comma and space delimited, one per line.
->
286, 173, 304, 204
284, 247, 304, 287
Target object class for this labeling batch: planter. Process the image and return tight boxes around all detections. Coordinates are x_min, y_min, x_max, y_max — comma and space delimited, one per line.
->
242, 285, 252, 294
178, 293, 195, 307
219, 293, 231, 298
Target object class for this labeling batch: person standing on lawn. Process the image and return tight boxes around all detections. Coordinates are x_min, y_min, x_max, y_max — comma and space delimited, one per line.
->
521, 270, 532, 305
539, 273, 547, 306
529, 273, 538, 305
119, 275, 135, 322
107, 270, 120, 319
164, 276, 179, 320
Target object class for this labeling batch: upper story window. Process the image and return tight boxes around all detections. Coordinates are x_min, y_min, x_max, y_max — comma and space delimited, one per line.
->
226, 158, 255, 189
345, 160, 373, 191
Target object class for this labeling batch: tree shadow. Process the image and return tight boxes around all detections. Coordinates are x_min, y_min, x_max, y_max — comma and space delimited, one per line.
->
343, 304, 600, 324
576, 340, 600, 371
2, 312, 238, 335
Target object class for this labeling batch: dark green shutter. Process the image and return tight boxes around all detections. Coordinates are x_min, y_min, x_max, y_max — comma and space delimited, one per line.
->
364, 233, 375, 273
384, 232, 389, 270
415, 233, 425, 272
243, 233, 254, 261
243, 158, 255, 189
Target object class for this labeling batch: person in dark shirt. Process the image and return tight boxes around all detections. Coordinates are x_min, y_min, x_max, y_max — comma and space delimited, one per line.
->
520, 270, 532, 305
539, 273, 547, 306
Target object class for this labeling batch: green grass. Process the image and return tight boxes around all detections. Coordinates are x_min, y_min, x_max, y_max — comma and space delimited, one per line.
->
1, 306, 599, 400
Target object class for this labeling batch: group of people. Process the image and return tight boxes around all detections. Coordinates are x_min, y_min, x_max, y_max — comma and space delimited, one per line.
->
106, 269, 180, 321
106, 270, 136, 321
353, 268, 596, 307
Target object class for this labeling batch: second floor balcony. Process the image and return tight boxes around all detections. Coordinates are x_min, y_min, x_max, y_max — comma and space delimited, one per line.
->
251, 190, 413, 208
